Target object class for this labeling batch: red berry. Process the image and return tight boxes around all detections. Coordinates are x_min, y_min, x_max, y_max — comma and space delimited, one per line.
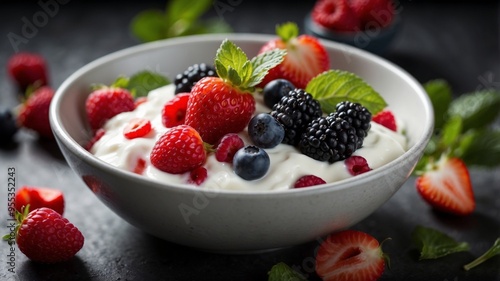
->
162, 92, 190, 128
134, 96, 148, 108
15, 186, 65, 215
372, 109, 397, 131
215, 133, 245, 163
150, 125, 207, 174
85, 128, 106, 151
17, 86, 55, 139
188, 166, 208, 185
132, 157, 147, 175
293, 175, 326, 188
85, 87, 135, 131
349, 0, 395, 30
16, 207, 84, 263
123, 118, 152, 139
7, 52, 49, 91
185, 77, 255, 144
345, 155, 372, 176
312, 0, 361, 31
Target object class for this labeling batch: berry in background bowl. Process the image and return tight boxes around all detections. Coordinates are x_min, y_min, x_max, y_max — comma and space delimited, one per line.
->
304, 0, 401, 55
50, 32, 433, 253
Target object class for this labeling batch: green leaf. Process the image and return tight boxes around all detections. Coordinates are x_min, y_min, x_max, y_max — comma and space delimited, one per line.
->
455, 129, 500, 167
268, 262, 308, 281
439, 115, 463, 148
276, 22, 299, 42
126, 71, 170, 98
423, 79, 452, 131
463, 238, 500, 271
215, 39, 249, 84
412, 225, 470, 260
248, 48, 286, 87
305, 70, 387, 114
448, 90, 500, 131
130, 10, 167, 42
165, 0, 211, 27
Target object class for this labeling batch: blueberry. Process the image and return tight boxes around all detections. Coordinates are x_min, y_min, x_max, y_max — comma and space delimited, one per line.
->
0, 109, 18, 143
233, 145, 270, 181
262, 79, 295, 109
248, 113, 285, 148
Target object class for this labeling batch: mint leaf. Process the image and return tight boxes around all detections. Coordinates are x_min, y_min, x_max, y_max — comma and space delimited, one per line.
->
165, 0, 211, 27
439, 115, 463, 149
423, 79, 452, 131
463, 238, 500, 271
456, 129, 500, 167
448, 90, 500, 131
306, 70, 387, 114
130, 10, 167, 42
276, 22, 299, 42
126, 71, 170, 97
215, 39, 249, 86
412, 225, 470, 260
268, 262, 308, 281
249, 48, 286, 87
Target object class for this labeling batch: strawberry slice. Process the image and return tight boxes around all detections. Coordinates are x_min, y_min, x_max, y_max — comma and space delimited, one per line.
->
416, 157, 475, 216
316, 229, 388, 281
15, 186, 65, 215
258, 22, 330, 89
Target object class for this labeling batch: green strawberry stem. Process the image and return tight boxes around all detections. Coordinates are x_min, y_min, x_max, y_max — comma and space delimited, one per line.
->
463, 238, 500, 271
276, 22, 299, 43
2, 204, 30, 241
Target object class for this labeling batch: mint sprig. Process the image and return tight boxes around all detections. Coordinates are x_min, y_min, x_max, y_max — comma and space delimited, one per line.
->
463, 238, 500, 271
412, 225, 470, 260
268, 262, 308, 281
305, 69, 387, 114
91, 71, 170, 98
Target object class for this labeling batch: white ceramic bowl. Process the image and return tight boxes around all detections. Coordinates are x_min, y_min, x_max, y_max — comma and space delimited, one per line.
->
50, 34, 433, 253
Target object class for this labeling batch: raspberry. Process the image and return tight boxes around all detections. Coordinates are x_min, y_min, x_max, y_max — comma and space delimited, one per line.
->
7, 52, 49, 91
123, 118, 152, 139
161, 92, 190, 128
293, 175, 326, 188
174, 63, 217, 94
270, 88, 323, 146
215, 133, 244, 163
85, 87, 135, 131
345, 155, 372, 176
299, 114, 358, 163
188, 166, 208, 185
331, 101, 371, 149
372, 109, 397, 131
311, 0, 360, 31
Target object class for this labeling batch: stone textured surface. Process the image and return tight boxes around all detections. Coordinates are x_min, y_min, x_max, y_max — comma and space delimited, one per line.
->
1, 1, 499, 280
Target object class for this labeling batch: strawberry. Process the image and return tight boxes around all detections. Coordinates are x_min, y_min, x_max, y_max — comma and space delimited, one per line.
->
258, 22, 330, 89
132, 157, 147, 175
17, 86, 55, 139
123, 118, 152, 139
7, 52, 49, 91
293, 175, 326, 188
161, 92, 190, 128
85, 87, 135, 132
372, 109, 397, 131
12, 207, 84, 263
150, 125, 208, 174
312, 0, 361, 32
416, 157, 475, 216
185, 39, 286, 144
349, 0, 395, 30
316, 229, 388, 281
15, 186, 65, 215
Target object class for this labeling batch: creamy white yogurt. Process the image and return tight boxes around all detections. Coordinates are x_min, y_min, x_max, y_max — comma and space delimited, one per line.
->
91, 84, 407, 191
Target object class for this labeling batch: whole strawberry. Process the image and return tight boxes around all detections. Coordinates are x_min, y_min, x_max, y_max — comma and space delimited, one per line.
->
17, 86, 55, 139
258, 22, 330, 89
14, 207, 84, 263
185, 39, 286, 144
150, 125, 208, 174
7, 52, 49, 92
85, 87, 135, 131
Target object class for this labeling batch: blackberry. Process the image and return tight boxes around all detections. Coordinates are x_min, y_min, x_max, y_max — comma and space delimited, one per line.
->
174, 63, 217, 94
331, 101, 371, 149
299, 114, 359, 163
0, 109, 18, 144
270, 89, 322, 145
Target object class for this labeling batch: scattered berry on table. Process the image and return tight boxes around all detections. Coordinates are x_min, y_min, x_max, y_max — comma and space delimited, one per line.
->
7, 52, 49, 92
17, 86, 55, 139
331, 101, 371, 149
14, 207, 84, 263
349, 0, 395, 30
311, 0, 360, 31
345, 155, 372, 176
174, 63, 217, 94
150, 125, 207, 174
0, 109, 19, 143
123, 118, 152, 139
262, 78, 295, 109
85, 87, 135, 132
271, 88, 323, 146
372, 109, 397, 131
15, 186, 65, 215
188, 166, 208, 186
258, 22, 329, 89
85, 128, 106, 151
248, 113, 285, 148
293, 175, 326, 188
233, 145, 270, 181
215, 133, 245, 163
161, 92, 190, 128
299, 114, 358, 163
316, 229, 388, 281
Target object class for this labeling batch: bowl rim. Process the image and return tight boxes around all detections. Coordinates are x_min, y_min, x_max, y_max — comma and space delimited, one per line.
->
50, 33, 434, 198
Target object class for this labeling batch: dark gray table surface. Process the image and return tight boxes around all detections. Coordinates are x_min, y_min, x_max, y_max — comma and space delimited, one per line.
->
1, 1, 499, 280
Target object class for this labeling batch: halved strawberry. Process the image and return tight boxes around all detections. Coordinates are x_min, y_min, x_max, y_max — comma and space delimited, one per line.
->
258, 22, 330, 89
316, 229, 388, 281
15, 186, 65, 215
416, 157, 475, 216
